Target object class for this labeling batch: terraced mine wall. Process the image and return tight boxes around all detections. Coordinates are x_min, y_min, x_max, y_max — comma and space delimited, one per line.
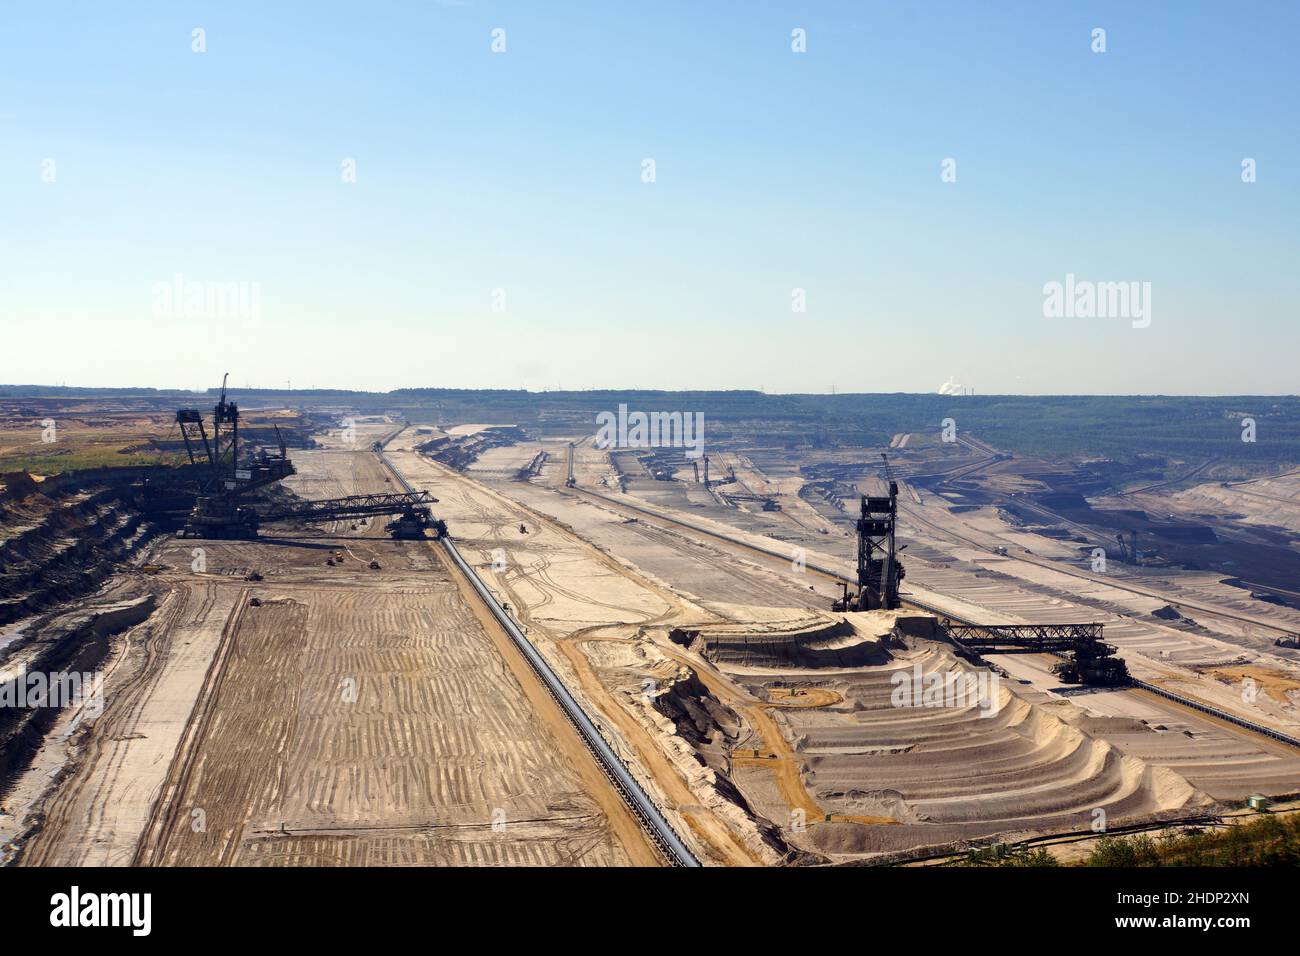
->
765, 639, 1213, 859
417, 427, 529, 470
0, 473, 165, 627
663, 612, 1216, 861
0, 594, 156, 794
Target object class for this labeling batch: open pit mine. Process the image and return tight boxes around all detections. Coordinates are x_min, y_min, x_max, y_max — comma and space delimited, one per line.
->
3, 385, 1300, 868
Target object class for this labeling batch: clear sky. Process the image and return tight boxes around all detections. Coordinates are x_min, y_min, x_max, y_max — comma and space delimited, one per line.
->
1, 1, 1296, 395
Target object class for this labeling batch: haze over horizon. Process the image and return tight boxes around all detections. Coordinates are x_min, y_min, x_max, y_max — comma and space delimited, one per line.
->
2, 1, 1297, 395
5, 379, 1300, 400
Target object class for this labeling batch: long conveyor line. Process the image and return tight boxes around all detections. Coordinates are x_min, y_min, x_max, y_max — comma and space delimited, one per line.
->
374, 436, 700, 867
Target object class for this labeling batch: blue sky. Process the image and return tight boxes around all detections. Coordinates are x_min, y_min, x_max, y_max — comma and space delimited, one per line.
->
1, 1, 1296, 394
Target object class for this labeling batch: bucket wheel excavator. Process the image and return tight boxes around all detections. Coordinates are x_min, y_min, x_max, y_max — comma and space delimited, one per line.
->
175, 375, 445, 540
